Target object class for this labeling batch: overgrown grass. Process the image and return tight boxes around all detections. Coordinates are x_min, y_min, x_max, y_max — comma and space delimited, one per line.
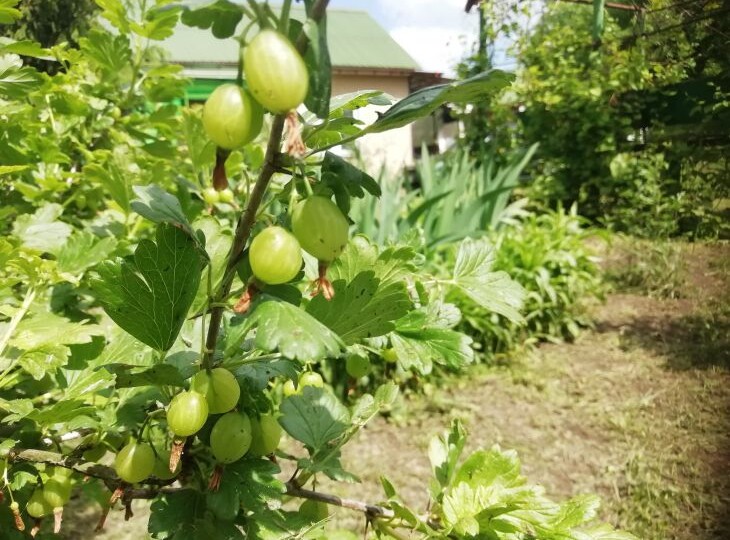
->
604, 236, 686, 298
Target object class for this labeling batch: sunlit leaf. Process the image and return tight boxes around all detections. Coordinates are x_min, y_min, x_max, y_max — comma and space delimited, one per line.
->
90, 223, 204, 351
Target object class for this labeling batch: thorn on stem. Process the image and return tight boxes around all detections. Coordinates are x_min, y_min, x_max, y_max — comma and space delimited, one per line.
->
53, 506, 63, 534
207, 464, 224, 491
124, 501, 134, 521
284, 110, 306, 158
169, 438, 185, 473
234, 283, 258, 314
95, 506, 110, 533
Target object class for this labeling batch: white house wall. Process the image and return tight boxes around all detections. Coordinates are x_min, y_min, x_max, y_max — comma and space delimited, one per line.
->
331, 73, 414, 178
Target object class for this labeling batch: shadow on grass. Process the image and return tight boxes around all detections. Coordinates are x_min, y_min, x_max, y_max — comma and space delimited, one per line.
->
596, 301, 730, 371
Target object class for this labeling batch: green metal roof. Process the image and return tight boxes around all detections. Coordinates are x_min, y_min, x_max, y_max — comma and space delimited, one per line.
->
161, 6, 420, 75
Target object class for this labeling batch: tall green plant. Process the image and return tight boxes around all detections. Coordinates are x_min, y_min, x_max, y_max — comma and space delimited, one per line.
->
351, 144, 538, 248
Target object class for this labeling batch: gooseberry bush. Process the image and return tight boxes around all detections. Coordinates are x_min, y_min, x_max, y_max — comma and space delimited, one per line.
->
0, 0, 636, 538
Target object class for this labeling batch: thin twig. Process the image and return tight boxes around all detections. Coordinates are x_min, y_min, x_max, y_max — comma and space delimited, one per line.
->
8, 448, 398, 520
285, 482, 395, 519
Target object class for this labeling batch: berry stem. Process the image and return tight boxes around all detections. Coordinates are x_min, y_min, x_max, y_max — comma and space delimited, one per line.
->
202, 0, 331, 368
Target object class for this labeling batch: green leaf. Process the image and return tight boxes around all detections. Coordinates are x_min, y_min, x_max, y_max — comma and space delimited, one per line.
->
390, 310, 473, 374
190, 216, 232, 315
232, 358, 299, 391
551, 494, 600, 530
302, 14, 331, 119
307, 271, 412, 344
227, 299, 344, 361
148, 489, 205, 538
320, 152, 380, 214
56, 231, 117, 276
12, 203, 72, 254
95, 0, 129, 33
246, 509, 320, 540
79, 29, 131, 75
0, 39, 48, 58
91, 328, 153, 368
83, 160, 132, 215
279, 386, 350, 450
349, 383, 398, 426
0, 0, 21, 24
327, 90, 391, 118
90, 223, 204, 351
16, 345, 69, 380
11, 311, 101, 350
454, 447, 523, 489
0, 398, 32, 422
326, 236, 378, 283
0, 164, 29, 176
365, 70, 514, 135
302, 449, 359, 483
131, 184, 195, 235
226, 458, 285, 511
134, 5, 182, 40
0, 54, 43, 98
180, 0, 243, 39
63, 368, 115, 399
428, 420, 466, 500
452, 238, 525, 323
441, 483, 482, 536
206, 473, 240, 521
182, 108, 215, 173
26, 399, 95, 426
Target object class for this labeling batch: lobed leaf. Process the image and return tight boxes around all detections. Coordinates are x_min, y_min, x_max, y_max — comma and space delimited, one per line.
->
12, 203, 72, 254
307, 271, 412, 344
227, 299, 344, 361
180, 0, 243, 39
452, 238, 525, 323
90, 223, 204, 352
279, 386, 350, 451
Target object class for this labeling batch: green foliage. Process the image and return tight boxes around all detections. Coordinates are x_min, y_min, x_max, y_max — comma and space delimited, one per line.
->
0, 2, 635, 539
91, 224, 204, 351
2, 0, 98, 54
479, 0, 729, 239
603, 152, 679, 238
352, 144, 536, 248
379, 419, 637, 539
457, 205, 605, 358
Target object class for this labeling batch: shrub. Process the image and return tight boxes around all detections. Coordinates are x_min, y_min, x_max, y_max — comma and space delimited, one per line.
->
456, 205, 606, 359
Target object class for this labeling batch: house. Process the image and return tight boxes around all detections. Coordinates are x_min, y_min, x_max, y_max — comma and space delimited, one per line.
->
162, 7, 454, 176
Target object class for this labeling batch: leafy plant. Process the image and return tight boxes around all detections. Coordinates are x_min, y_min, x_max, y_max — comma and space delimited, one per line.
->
457, 205, 606, 359
0, 1, 634, 539
479, 1, 730, 239
351, 144, 537, 248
